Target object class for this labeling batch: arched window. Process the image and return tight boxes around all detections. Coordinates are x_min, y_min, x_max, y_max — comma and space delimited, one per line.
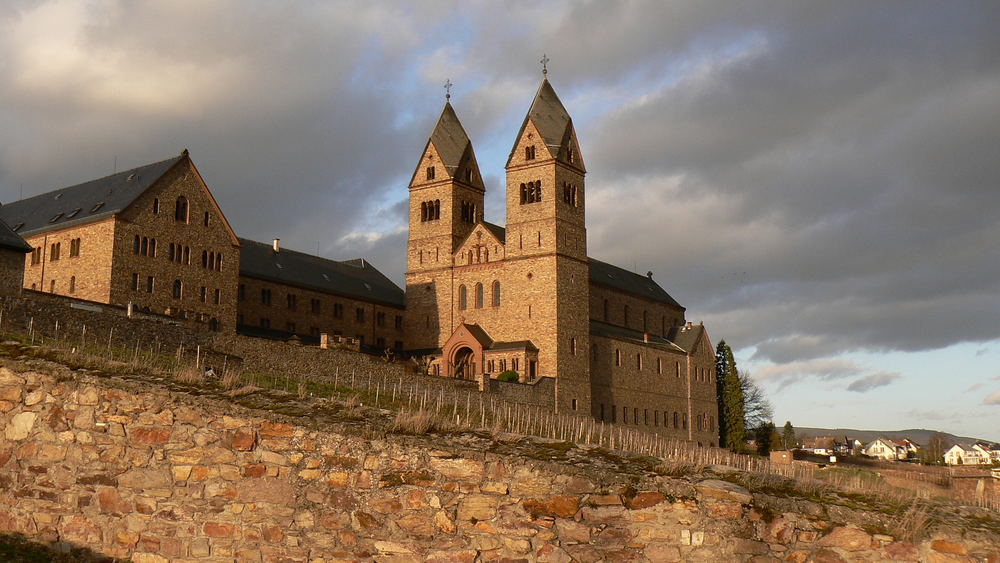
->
520, 184, 527, 204
216, 254, 222, 272
525, 145, 535, 160
172, 280, 182, 299
168, 243, 175, 261
133, 235, 140, 254
535, 181, 542, 201
149, 239, 156, 257
69, 276, 76, 294
468, 250, 474, 264
152, 198, 159, 214
175, 196, 188, 223
140, 237, 148, 255
474, 283, 484, 308
614, 348, 621, 367
673, 412, 679, 428
434, 200, 440, 220
202, 251, 208, 268
420, 202, 427, 222
458, 285, 467, 310
492, 280, 500, 307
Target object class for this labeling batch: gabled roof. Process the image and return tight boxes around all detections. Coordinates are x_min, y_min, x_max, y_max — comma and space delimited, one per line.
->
665, 323, 708, 354
589, 258, 683, 309
0, 219, 31, 252
0, 153, 186, 237
238, 238, 404, 308
483, 221, 506, 244
590, 319, 686, 354
507, 78, 575, 166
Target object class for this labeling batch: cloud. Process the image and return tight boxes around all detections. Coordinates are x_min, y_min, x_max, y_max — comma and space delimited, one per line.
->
985, 389, 1000, 405
966, 382, 985, 393
1, 1, 999, 363
753, 357, 863, 389
846, 372, 902, 393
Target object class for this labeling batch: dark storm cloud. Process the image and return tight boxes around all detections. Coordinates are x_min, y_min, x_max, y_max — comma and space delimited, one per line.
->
579, 2, 1000, 362
1, 1, 998, 368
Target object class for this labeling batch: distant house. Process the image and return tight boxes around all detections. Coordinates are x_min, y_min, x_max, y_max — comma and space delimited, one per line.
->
943, 443, 1000, 466
863, 438, 910, 461
802, 436, 837, 456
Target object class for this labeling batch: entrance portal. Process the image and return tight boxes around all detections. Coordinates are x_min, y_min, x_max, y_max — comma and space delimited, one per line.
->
453, 347, 475, 380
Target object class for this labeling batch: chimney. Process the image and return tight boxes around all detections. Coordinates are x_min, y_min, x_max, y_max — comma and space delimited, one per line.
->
272, 238, 280, 252
643, 332, 649, 343
646, 271, 653, 279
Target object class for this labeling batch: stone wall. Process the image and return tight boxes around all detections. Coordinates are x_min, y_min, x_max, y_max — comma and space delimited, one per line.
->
2, 364, 998, 563
488, 376, 555, 409
0, 248, 25, 296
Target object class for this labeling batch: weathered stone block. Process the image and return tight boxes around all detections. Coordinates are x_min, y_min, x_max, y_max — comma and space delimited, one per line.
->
6, 412, 36, 440
818, 526, 872, 551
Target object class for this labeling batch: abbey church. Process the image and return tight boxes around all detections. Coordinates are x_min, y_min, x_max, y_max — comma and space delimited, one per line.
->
405, 76, 719, 445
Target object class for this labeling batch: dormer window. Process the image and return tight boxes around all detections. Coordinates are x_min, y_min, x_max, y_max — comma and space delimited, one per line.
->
525, 145, 536, 160
90, 202, 104, 213
67, 208, 81, 218
49, 213, 63, 223
426, 166, 435, 181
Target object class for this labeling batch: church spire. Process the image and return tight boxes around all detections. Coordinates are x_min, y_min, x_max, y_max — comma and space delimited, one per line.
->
505, 76, 584, 171
410, 99, 484, 189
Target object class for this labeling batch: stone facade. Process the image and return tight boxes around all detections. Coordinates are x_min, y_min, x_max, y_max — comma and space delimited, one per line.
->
236, 275, 404, 350
8, 153, 240, 333
404, 78, 717, 443
1, 365, 996, 562
0, 248, 26, 296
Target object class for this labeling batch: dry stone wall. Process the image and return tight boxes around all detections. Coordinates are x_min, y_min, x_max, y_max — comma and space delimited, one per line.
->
1, 363, 998, 562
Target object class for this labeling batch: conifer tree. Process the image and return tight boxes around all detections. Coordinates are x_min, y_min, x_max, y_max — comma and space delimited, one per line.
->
715, 340, 745, 451
782, 421, 797, 450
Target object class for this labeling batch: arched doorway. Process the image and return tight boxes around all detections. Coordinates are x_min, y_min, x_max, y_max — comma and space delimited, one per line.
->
452, 346, 475, 380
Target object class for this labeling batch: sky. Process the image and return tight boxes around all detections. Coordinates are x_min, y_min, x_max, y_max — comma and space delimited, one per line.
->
1, 1, 998, 441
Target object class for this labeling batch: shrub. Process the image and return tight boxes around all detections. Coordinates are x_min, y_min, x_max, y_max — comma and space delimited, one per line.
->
497, 370, 519, 382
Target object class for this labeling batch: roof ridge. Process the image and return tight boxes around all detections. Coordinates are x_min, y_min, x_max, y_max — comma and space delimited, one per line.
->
13, 153, 184, 203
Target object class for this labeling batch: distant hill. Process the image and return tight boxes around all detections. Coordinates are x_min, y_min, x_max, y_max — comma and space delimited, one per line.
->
791, 427, 993, 446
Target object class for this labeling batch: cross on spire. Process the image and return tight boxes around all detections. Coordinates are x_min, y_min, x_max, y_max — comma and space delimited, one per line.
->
443, 78, 453, 101
540, 53, 550, 76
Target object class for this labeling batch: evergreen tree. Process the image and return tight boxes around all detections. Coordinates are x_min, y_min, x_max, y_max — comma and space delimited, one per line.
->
715, 340, 745, 452
782, 421, 797, 450
755, 422, 777, 456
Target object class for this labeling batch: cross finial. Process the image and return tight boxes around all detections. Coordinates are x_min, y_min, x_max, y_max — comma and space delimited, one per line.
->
540, 53, 550, 76
443, 78, 453, 101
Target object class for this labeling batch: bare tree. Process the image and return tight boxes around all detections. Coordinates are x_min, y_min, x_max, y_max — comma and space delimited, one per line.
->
739, 369, 773, 430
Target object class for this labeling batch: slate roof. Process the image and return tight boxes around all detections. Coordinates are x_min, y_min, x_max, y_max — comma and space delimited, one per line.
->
490, 340, 538, 352
483, 221, 506, 244
0, 219, 31, 252
507, 78, 574, 166
428, 103, 472, 178
0, 153, 185, 237
238, 238, 404, 308
665, 323, 707, 353
590, 319, 686, 354
460, 323, 493, 348
589, 258, 683, 309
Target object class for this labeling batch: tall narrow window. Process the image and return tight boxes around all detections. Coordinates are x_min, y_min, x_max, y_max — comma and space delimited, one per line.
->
148, 239, 155, 257
214, 289, 221, 305
69, 276, 76, 294
636, 354, 642, 371
525, 145, 535, 160
492, 280, 500, 307
614, 348, 621, 367
140, 237, 148, 256
434, 200, 440, 220
203, 211, 210, 226
172, 280, 182, 299
175, 196, 189, 223
474, 283, 484, 308
146, 276, 154, 293
132, 273, 140, 291
458, 285, 467, 310
420, 202, 427, 222
152, 198, 159, 214
426, 166, 435, 180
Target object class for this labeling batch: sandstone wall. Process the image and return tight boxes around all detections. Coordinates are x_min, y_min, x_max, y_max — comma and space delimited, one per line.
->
1, 365, 998, 563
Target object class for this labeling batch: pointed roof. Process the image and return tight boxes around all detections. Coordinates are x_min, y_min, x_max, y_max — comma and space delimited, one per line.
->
0, 152, 186, 237
0, 218, 30, 252
506, 78, 575, 166
429, 102, 473, 178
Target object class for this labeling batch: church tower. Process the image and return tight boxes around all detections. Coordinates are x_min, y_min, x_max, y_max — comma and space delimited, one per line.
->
404, 101, 485, 350
503, 75, 591, 414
